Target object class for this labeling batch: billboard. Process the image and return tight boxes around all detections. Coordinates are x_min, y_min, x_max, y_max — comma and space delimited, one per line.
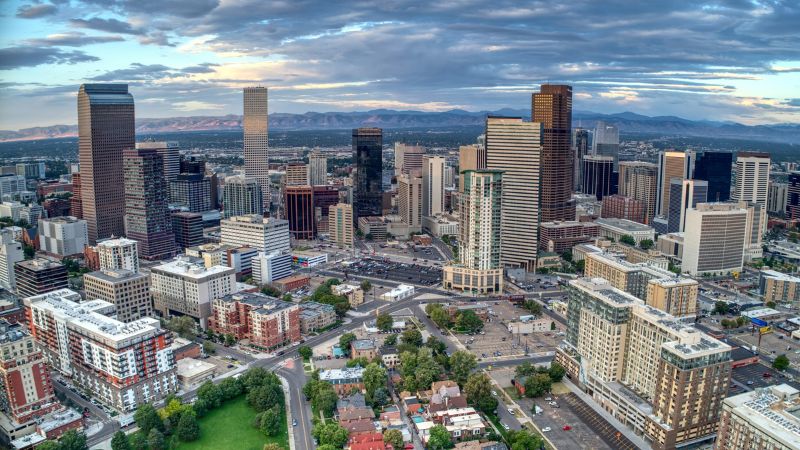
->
751, 318, 768, 327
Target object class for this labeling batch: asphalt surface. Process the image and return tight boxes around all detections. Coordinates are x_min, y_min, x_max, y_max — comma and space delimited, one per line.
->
276, 360, 314, 450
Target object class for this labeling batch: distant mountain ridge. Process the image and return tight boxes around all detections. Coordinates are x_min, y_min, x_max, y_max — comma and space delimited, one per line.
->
2, 109, 798, 143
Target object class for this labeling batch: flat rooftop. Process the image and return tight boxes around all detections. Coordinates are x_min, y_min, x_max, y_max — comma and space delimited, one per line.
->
84, 268, 147, 283
723, 384, 800, 448
761, 269, 800, 282
595, 218, 654, 233
152, 256, 234, 279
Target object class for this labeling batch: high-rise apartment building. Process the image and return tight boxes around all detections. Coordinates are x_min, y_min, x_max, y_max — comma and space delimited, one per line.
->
741, 200, 767, 262
443, 170, 504, 294
422, 156, 445, 217
618, 161, 658, 224
222, 176, 263, 218
656, 151, 694, 217
24, 289, 178, 412
0, 229, 23, 292
96, 237, 139, 273
693, 151, 732, 202
485, 117, 541, 270
532, 84, 574, 222
592, 121, 619, 169
682, 203, 748, 275
243, 87, 270, 210
14, 162, 45, 180
171, 212, 204, 249
397, 174, 422, 232
328, 203, 354, 248
716, 384, 800, 450
284, 185, 315, 240
601, 195, 646, 224
645, 277, 700, 319
581, 155, 615, 200
84, 269, 151, 323
759, 269, 800, 308
285, 163, 308, 186
768, 181, 788, 214
732, 151, 770, 206
667, 179, 708, 233
78, 84, 133, 244
151, 257, 236, 328
14, 259, 68, 298
123, 148, 176, 260
458, 143, 486, 192
220, 215, 290, 254
308, 150, 327, 186
353, 128, 383, 220
572, 128, 590, 190
394, 143, 424, 176
789, 172, 800, 220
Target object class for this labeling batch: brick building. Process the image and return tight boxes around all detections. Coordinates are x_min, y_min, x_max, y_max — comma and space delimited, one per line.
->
601, 194, 647, 224
209, 292, 300, 351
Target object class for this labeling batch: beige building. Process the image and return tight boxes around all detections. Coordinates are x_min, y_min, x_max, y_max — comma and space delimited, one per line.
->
397, 174, 422, 232
715, 384, 800, 450
243, 87, 270, 209
328, 203, 354, 248
485, 117, 541, 270
656, 151, 692, 217
96, 237, 139, 273
285, 163, 308, 186
760, 269, 800, 307
618, 161, 658, 223
645, 277, 698, 319
458, 143, 486, 191
308, 150, 327, 186
84, 269, 151, 323
220, 215, 290, 254
732, 151, 770, 206
422, 155, 445, 217
584, 251, 674, 300
682, 203, 748, 276
333, 284, 365, 308
394, 143, 424, 176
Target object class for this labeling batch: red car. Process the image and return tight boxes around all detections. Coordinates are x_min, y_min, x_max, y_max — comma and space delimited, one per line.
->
563, 425, 572, 431
763, 372, 772, 378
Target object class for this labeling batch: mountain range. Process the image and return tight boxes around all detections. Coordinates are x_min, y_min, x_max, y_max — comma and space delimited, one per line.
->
1, 109, 798, 143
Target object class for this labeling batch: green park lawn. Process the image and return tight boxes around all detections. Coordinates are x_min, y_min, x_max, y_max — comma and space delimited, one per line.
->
175, 396, 288, 450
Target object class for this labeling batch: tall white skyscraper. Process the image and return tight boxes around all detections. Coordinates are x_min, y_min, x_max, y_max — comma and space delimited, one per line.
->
422, 155, 445, 217
732, 152, 770, 206
0, 229, 23, 291
308, 150, 327, 186
243, 87, 269, 210
222, 176, 263, 218
682, 203, 748, 276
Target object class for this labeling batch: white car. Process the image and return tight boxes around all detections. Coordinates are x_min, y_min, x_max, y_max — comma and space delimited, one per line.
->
542, 427, 552, 432
502, 423, 510, 431
544, 397, 552, 401
491, 390, 498, 396
507, 407, 514, 414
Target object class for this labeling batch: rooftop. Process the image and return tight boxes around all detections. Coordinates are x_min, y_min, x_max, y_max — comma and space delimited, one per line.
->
84, 268, 147, 283
723, 384, 800, 448
352, 339, 376, 350
152, 256, 235, 279
15, 258, 65, 272
0, 319, 27, 344
96, 237, 138, 248
217, 292, 297, 315
320, 367, 365, 381
761, 269, 800, 283
595, 217, 654, 233
39, 216, 84, 225
570, 277, 640, 307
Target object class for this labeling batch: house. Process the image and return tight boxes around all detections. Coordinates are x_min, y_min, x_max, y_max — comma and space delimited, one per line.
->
433, 407, 486, 442
512, 375, 528, 397
351, 339, 378, 360
379, 405, 402, 425
428, 380, 467, 413
402, 396, 423, 415
338, 393, 367, 413
339, 408, 376, 423
381, 345, 399, 369
342, 418, 376, 436
348, 432, 385, 450
320, 367, 366, 396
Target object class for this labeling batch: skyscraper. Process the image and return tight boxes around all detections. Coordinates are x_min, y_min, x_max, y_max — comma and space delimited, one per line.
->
656, 151, 694, 217
0, 229, 23, 291
572, 128, 590, 190
788, 172, 800, 220
123, 148, 176, 260
397, 173, 422, 232
243, 87, 269, 210
692, 151, 732, 202
136, 141, 180, 183
592, 121, 619, 169
284, 185, 315, 240
581, 155, 615, 200
532, 84, 574, 222
667, 178, 708, 233
768, 181, 788, 214
353, 128, 383, 221
96, 237, 139, 273
485, 117, 541, 270
394, 143, 424, 176
285, 163, 308, 186
618, 161, 659, 224
458, 143, 486, 192
328, 203, 354, 248
222, 176, 263, 218
422, 155, 445, 217
308, 150, 327, 186
78, 84, 133, 244
682, 203, 748, 276
732, 151, 770, 206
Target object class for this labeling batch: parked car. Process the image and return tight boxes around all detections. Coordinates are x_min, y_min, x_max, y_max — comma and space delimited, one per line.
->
562, 425, 572, 431
542, 427, 552, 432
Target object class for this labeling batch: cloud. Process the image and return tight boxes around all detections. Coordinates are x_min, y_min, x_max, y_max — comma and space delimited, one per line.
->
787, 99, 800, 107
173, 100, 224, 111
25, 32, 125, 47
90, 63, 176, 81
0, 47, 99, 70
16, 3, 57, 19
180, 63, 220, 74
70, 17, 142, 35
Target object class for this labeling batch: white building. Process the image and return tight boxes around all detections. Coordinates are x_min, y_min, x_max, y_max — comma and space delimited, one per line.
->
422, 155, 445, 217
595, 217, 655, 244
96, 238, 139, 273
0, 228, 23, 291
682, 203, 748, 276
38, 216, 88, 257
397, 174, 422, 232
220, 215, 290, 254
292, 251, 328, 268
0, 175, 27, 199
380, 284, 415, 301
251, 251, 292, 285
19, 205, 43, 226
308, 150, 327, 186
422, 213, 458, 237
0, 202, 22, 221
150, 256, 237, 329
733, 151, 770, 206
768, 181, 789, 214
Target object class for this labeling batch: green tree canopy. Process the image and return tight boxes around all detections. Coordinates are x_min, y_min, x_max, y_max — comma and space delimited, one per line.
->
176, 410, 200, 442
449, 351, 477, 386
110, 431, 131, 450
427, 424, 454, 450
464, 372, 498, 413
455, 310, 483, 333
774, 354, 791, 371
401, 329, 423, 347
523, 373, 553, 398
548, 362, 566, 382
298, 345, 313, 360
383, 429, 404, 450
133, 404, 163, 435
312, 422, 349, 448
376, 313, 393, 331
363, 363, 388, 404
639, 238, 654, 250
339, 333, 357, 356
620, 235, 637, 246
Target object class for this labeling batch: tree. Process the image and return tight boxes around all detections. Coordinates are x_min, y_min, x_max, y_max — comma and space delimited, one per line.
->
427, 424, 454, 450
430, 307, 452, 329
165, 316, 196, 338
561, 250, 573, 262
176, 410, 200, 442
339, 333, 357, 356
134, 404, 163, 435
282, 293, 293, 302
147, 429, 165, 450
523, 301, 542, 316
384, 334, 397, 346
224, 334, 236, 346
713, 301, 729, 315
247, 383, 283, 413
456, 310, 483, 333
159, 398, 191, 427
373, 387, 389, 406
507, 430, 544, 450
58, 430, 88, 450
36, 442, 59, 450
197, 381, 224, 408
111, 431, 131, 450
425, 336, 447, 356
360, 280, 372, 292
363, 363, 387, 404
523, 373, 552, 398
128, 432, 147, 450
620, 235, 637, 246
259, 406, 283, 436
401, 329, 423, 347
548, 362, 566, 382
311, 383, 338, 417
774, 354, 791, 371
384, 429, 404, 450
639, 239, 654, 250
219, 377, 244, 400
376, 313, 393, 332
23, 244, 35, 259
202, 341, 216, 355
313, 422, 349, 448
515, 362, 537, 378
464, 373, 497, 413
575, 260, 585, 273
298, 345, 313, 360
262, 285, 283, 297
767, 301, 777, 308
347, 357, 370, 368
449, 351, 477, 386
550, 321, 556, 331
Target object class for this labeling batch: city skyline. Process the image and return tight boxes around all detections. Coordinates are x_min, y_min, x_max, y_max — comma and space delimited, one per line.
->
1, 1, 799, 130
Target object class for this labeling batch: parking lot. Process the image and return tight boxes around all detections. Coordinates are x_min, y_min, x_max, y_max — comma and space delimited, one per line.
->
732, 362, 799, 390
342, 257, 442, 286
375, 243, 445, 263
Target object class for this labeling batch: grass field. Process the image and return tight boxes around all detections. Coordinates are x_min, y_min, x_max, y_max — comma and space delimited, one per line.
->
175, 396, 288, 450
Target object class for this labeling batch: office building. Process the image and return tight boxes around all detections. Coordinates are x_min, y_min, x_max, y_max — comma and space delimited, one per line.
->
84, 269, 151, 323
123, 148, 176, 260
169, 173, 211, 212
136, 141, 179, 183
353, 128, 383, 220
422, 156, 445, 217
37, 217, 88, 258
220, 215, 290, 254
311, 185, 339, 232
592, 121, 619, 168
398, 174, 422, 232
284, 185, 315, 240
19, 205, 43, 227
560, 278, 731, 450
682, 203, 748, 276
151, 257, 236, 328
601, 195, 646, 224
532, 84, 574, 222
96, 237, 139, 273
78, 84, 133, 244
394, 143, 424, 176
584, 251, 681, 302
667, 179, 708, 233
458, 144, 486, 191
741, 200, 767, 262
299, 301, 337, 334
70, 171, 83, 219
209, 292, 300, 350
14, 162, 45, 179
733, 151, 770, 206
716, 384, 800, 450
222, 176, 263, 218
443, 170, 504, 294
485, 117, 541, 270
0, 176, 27, 199
42, 198, 71, 218
328, 203, 354, 248
0, 230, 23, 292
24, 289, 178, 412
171, 212, 204, 249
595, 217, 655, 244
789, 172, 800, 220
251, 251, 292, 285
538, 221, 599, 254
243, 87, 270, 210
308, 150, 327, 186
572, 128, 590, 190
581, 155, 615, 200
656, 151, 694, 217
759, 269, 800, 308
693, 151, 732, 202
14, 259, 67, 298
285, 163, 308, 186
768, 181, 788, 214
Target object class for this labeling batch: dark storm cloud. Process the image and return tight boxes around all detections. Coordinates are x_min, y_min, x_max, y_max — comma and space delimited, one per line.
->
0, 47, 99, 70
70, 17, 142, 35
16, 3, 58, 19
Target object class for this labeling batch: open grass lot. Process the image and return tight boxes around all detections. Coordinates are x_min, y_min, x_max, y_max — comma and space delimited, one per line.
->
175, 396, 288, 450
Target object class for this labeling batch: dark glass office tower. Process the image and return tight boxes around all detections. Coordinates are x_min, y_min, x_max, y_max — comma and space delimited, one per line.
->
581, 155, 616, 201
789, 171, 800, 220
533, 84, 574, 222
667, 179, 708, 233
693, 151, 732, 202
353, 128, 383, 221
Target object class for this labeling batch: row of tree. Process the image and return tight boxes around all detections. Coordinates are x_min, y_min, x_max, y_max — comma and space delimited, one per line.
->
424, 303, 484, 334
514, 362, 566, 398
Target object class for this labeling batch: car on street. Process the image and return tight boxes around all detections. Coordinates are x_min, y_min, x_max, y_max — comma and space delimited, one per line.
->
502, 424, 510, 431
507, 407, 514, 414
563, 425, 572, 431
542, 427, 551, 432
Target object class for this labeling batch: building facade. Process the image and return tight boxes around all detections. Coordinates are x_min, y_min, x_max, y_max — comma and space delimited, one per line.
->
308, 150, 327, 186
83, 269, 151, 323
682, 203, 748, 276
715, 384, 800, 450
601, 195, 646, 224
96, 237, 139, 273
422, 156, 445, 217
768, 181, 788, 214
398, 174, 422, 232
223, 176, 263, 219
243, 87, 270, 210
532, 84, 574, 222
353, 128, 383, 220
732, 151, 770, 206
220, 215, 290, 253
759, 269, 800, 308
667, 179, 708, 233
284, 185, 315, 240
14, 259, 68, 299
693, 151, 732, 202
209, 292, 300, 350
538, 221, 599, 254
328, 203, 354, 248
0, 229, 23, 292
251, 251, 292, 286
171, 212, 204, 249
656, 151, 694, 217
581, 155, 616, 200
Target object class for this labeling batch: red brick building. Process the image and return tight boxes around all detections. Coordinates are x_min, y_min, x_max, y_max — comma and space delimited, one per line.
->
538, 221, 599, 253
37, 182, 73, 198
274, 274, 310, 292
601, 194, 647, 224
209, 292, 300, 350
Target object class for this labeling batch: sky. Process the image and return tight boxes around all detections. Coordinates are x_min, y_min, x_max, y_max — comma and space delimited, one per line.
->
0, 0, 799, 130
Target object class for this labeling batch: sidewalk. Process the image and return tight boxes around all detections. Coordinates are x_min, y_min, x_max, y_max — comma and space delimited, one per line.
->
278, 375, 296, 450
